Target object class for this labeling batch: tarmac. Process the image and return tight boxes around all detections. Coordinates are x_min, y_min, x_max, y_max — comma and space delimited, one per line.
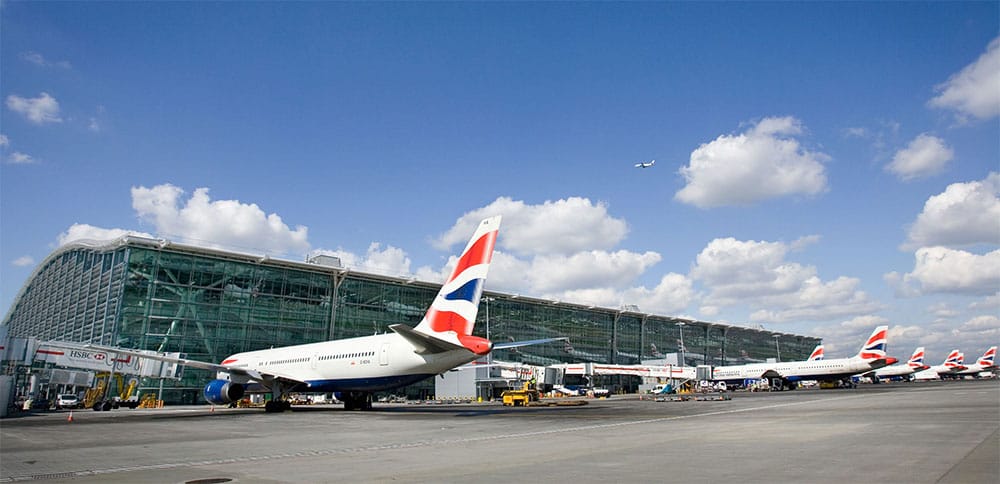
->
1, 379, 997, 483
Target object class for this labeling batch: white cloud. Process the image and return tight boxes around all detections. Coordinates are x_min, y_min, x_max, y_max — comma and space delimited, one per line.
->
675, 116, 829, 208
21, 51, 72, 69
928, 36, 1000, 121
434, 197, 628, 256
0, 134, 8, 147
57, 224, 153, 246
961, 314, 1000, 332
692, 237, 881, 323
891, 247, 1000, 296
885, 134, 954, 181
526, 250, 661, 293
968, 292, 1000, 312
6, 92, 63, 125
420, 198, 694, 314
12, 256, 35, 267
7, 152, 36, 164
131, 184, 310, 255
904, 172, 1000, 249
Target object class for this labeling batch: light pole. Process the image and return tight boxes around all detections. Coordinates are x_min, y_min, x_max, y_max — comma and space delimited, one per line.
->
483, 297, 495, 400
773, 334, 781, 362
676, 322, 686, 367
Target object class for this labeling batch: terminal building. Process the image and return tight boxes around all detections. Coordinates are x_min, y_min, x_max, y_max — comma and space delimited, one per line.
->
2, 236, 820, 404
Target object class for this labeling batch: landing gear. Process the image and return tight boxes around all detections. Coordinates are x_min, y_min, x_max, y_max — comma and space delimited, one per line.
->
264, 400, 292, 413
343, 391, 373, 411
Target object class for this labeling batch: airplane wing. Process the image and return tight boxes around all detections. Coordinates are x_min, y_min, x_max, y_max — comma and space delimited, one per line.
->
43, 341, 303, 384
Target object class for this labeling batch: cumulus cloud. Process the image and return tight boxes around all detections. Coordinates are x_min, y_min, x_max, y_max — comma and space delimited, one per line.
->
419, 197, 693, 314
57, 224, 153, 246
434, 196, 628, 256
12, 256, 35, 267
928, 36, 1000, 121
675, 116, 829, 208
692, 237, 880, 323
131, 184, 310, 255
0, 134, 8, 147
888, 247, 1000, 296
6, 92, 62, 124
904, 172, 1000, 249
885, 134, 954, 181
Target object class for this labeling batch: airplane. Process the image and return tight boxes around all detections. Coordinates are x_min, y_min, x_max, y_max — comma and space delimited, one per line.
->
634, 160, 655, 168
710, 326, 898, 390
912, 349, 966, 380
955, 346, 997, 377
807, 344, 824, 361
861, 347, 929, 382
59, 216, 565, 412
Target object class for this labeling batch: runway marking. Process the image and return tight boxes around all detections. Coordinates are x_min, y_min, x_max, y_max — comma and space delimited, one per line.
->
0, 392, 918, 482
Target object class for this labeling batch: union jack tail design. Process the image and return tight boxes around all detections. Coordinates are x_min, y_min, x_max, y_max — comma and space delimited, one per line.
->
414, 216, 501, 355
807, 345, 825, 361
976, 346, 996, 367
943, 349, 963, 369
907, 347, 926, 369
857, 325, 888, 360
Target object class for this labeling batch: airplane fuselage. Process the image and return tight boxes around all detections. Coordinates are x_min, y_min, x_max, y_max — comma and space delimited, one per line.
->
712, 357, 887, 385
220, 333, 478, 393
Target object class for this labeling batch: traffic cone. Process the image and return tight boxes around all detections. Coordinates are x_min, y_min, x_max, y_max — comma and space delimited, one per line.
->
67, 411, 74, 422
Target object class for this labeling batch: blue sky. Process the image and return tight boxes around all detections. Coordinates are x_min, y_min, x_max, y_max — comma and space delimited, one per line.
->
2, 2, 998, 361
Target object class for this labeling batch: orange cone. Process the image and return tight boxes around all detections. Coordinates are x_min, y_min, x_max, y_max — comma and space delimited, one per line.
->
67, 411, 74, 422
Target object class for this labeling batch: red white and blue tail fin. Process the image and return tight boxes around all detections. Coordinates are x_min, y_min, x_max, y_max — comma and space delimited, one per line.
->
412, 216, 501, 355
907, 347, 927, 369
856, 325, 888, 360
942, 349, 964, 370
807, 345, 825, 361
976, 346, 996, 368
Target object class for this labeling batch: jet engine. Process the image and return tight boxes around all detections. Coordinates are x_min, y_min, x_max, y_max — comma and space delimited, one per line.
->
203, 379, 245, 405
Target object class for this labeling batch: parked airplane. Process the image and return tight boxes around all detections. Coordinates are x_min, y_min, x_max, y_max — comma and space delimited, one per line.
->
955, 346, 997, 377
61, 216, 563, 412
912, 349, 966, 380
862, 347, 929, 381
711, 326, 897, 390
807, 344, 824, 361
634, 160, 655, 168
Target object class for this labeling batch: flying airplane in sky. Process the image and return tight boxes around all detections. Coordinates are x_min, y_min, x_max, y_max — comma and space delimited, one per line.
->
955, 346, 997, 378
711, 326, 897, 390
807, 344, 824, 361
862, 347, 929, 381
912, 349, 966, 380
64, 216, 563, 412
634, 159, 655, 168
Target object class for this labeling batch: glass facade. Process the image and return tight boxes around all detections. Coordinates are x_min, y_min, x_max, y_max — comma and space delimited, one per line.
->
3, 237, 820, 403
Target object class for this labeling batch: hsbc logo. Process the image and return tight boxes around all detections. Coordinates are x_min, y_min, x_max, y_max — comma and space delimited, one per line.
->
68, 350, 107, 361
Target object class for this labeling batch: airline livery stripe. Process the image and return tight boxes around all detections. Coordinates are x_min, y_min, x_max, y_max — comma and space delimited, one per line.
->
451, 231, 497, 278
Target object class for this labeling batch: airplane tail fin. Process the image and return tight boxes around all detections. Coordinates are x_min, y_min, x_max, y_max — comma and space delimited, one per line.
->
977, 346, 996, 367
907, 347, 926, 369
857, 325, 888, 360
943, 349, 964, 370
412, 216, 501, 355
807, 344, 825, 361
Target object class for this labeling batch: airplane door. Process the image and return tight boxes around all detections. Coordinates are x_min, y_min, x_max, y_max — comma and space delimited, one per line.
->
379, 343, 390, 366
311, 353, 318, 370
